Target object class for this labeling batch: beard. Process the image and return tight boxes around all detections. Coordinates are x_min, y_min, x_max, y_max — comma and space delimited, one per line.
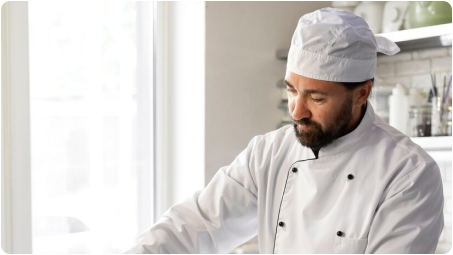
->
292, 93, 353, 150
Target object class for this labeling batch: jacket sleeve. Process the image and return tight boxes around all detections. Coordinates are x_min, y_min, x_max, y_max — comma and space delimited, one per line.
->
123, 137, 261, 254
365, 160, 444, 253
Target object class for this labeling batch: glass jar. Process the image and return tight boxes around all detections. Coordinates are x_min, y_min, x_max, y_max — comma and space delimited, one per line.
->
447, 106, 452, 136
409, 105, 432, 137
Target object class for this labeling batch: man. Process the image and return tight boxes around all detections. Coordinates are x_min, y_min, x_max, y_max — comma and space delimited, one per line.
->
126, 8, 444, 253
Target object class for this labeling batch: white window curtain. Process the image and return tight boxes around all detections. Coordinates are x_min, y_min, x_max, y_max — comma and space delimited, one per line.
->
2, 2, 156, 253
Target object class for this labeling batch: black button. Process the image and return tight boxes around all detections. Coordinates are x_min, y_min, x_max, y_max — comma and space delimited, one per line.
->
292, 167, 298, 173
278, 221, 285, 227
337, 231, 343, 236
347, 174, 354, 180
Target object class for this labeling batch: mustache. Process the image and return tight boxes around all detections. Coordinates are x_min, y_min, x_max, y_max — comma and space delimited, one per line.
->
292, 118, 313, 126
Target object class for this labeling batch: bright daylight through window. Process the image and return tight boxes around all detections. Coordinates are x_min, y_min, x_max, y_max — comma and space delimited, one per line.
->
28, 2, 154, 253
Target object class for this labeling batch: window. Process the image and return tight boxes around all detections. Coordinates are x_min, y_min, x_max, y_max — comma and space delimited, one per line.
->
28, 2, 154, 253
3, 2, 205, 253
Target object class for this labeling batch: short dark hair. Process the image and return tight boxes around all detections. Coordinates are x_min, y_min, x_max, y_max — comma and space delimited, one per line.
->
339, 78, 374, 91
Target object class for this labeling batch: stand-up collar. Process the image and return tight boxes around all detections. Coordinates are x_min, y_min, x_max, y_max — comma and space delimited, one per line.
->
318, 101, 375, 158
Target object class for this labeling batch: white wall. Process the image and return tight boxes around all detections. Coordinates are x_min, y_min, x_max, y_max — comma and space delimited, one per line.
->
205, 1, 331, 184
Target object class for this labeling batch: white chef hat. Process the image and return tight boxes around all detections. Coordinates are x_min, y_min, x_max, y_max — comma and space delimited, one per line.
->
287, 7, 400, 82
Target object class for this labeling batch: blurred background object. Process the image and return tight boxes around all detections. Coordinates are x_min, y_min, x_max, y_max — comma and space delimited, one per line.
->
382, 1, 409, 33
409, 1, 452, 29
353, 1, 386, 33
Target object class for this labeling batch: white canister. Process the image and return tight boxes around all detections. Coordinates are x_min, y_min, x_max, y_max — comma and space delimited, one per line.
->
331, 1, 360, 13
354, 1, 386, 34
382, 1, 409, 33
388, 84, 410, 135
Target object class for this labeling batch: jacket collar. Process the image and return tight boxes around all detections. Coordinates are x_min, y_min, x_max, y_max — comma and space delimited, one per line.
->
317, 101, 375, 158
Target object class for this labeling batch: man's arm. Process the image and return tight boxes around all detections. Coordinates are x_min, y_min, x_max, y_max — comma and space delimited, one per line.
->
124, 137, 262, 254
365, 160, 444, 253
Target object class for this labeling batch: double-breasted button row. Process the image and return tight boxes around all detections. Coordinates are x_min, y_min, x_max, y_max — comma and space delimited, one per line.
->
279, 223, 344, 238
292, 168, 354, 181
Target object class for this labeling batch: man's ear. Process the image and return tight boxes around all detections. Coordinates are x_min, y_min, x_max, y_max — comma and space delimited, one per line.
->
354, 80, 373, 107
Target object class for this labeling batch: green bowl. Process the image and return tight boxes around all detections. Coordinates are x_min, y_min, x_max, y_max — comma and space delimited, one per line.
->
409, 1, 452, 28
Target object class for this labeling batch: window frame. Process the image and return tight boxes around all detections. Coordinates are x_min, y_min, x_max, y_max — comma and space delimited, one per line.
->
1, 2, 32, 253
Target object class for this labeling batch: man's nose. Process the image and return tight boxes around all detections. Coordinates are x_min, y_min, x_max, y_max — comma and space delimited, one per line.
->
290, 97, 311, 120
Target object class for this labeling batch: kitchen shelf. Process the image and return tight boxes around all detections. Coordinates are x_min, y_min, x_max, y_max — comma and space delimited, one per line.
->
411, 136, 452, 151
378, 23, 452, 51
276, 23, 452, 59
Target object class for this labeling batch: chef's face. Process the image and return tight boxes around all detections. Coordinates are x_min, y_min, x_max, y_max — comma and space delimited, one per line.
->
285, 72, 369, 150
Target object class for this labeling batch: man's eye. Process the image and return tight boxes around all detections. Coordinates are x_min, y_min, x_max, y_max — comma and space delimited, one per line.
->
286, 88, 296, 93
311, 97, 324, 103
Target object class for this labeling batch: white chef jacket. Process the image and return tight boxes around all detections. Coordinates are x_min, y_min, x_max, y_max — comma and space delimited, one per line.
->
125, 102, 444, 254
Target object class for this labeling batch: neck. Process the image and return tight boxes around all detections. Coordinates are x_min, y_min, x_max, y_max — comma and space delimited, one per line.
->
344, 102, 367, 135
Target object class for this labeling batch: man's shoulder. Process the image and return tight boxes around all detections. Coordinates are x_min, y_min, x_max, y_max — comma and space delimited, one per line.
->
367, 118, 436, 170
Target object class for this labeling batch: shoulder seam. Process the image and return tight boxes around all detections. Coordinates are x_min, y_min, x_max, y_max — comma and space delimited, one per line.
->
373, 123, 430, 163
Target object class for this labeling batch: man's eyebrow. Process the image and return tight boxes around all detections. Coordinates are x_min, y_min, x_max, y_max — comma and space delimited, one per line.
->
284, 80, 329, 96
303, 89, 329, 96
284, 80, 294, 88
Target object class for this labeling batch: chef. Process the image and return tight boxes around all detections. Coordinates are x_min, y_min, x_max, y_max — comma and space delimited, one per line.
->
125, 8, 444, 254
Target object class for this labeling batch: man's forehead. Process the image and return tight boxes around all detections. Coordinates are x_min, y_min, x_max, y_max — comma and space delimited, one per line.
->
284, 79, 331, 96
